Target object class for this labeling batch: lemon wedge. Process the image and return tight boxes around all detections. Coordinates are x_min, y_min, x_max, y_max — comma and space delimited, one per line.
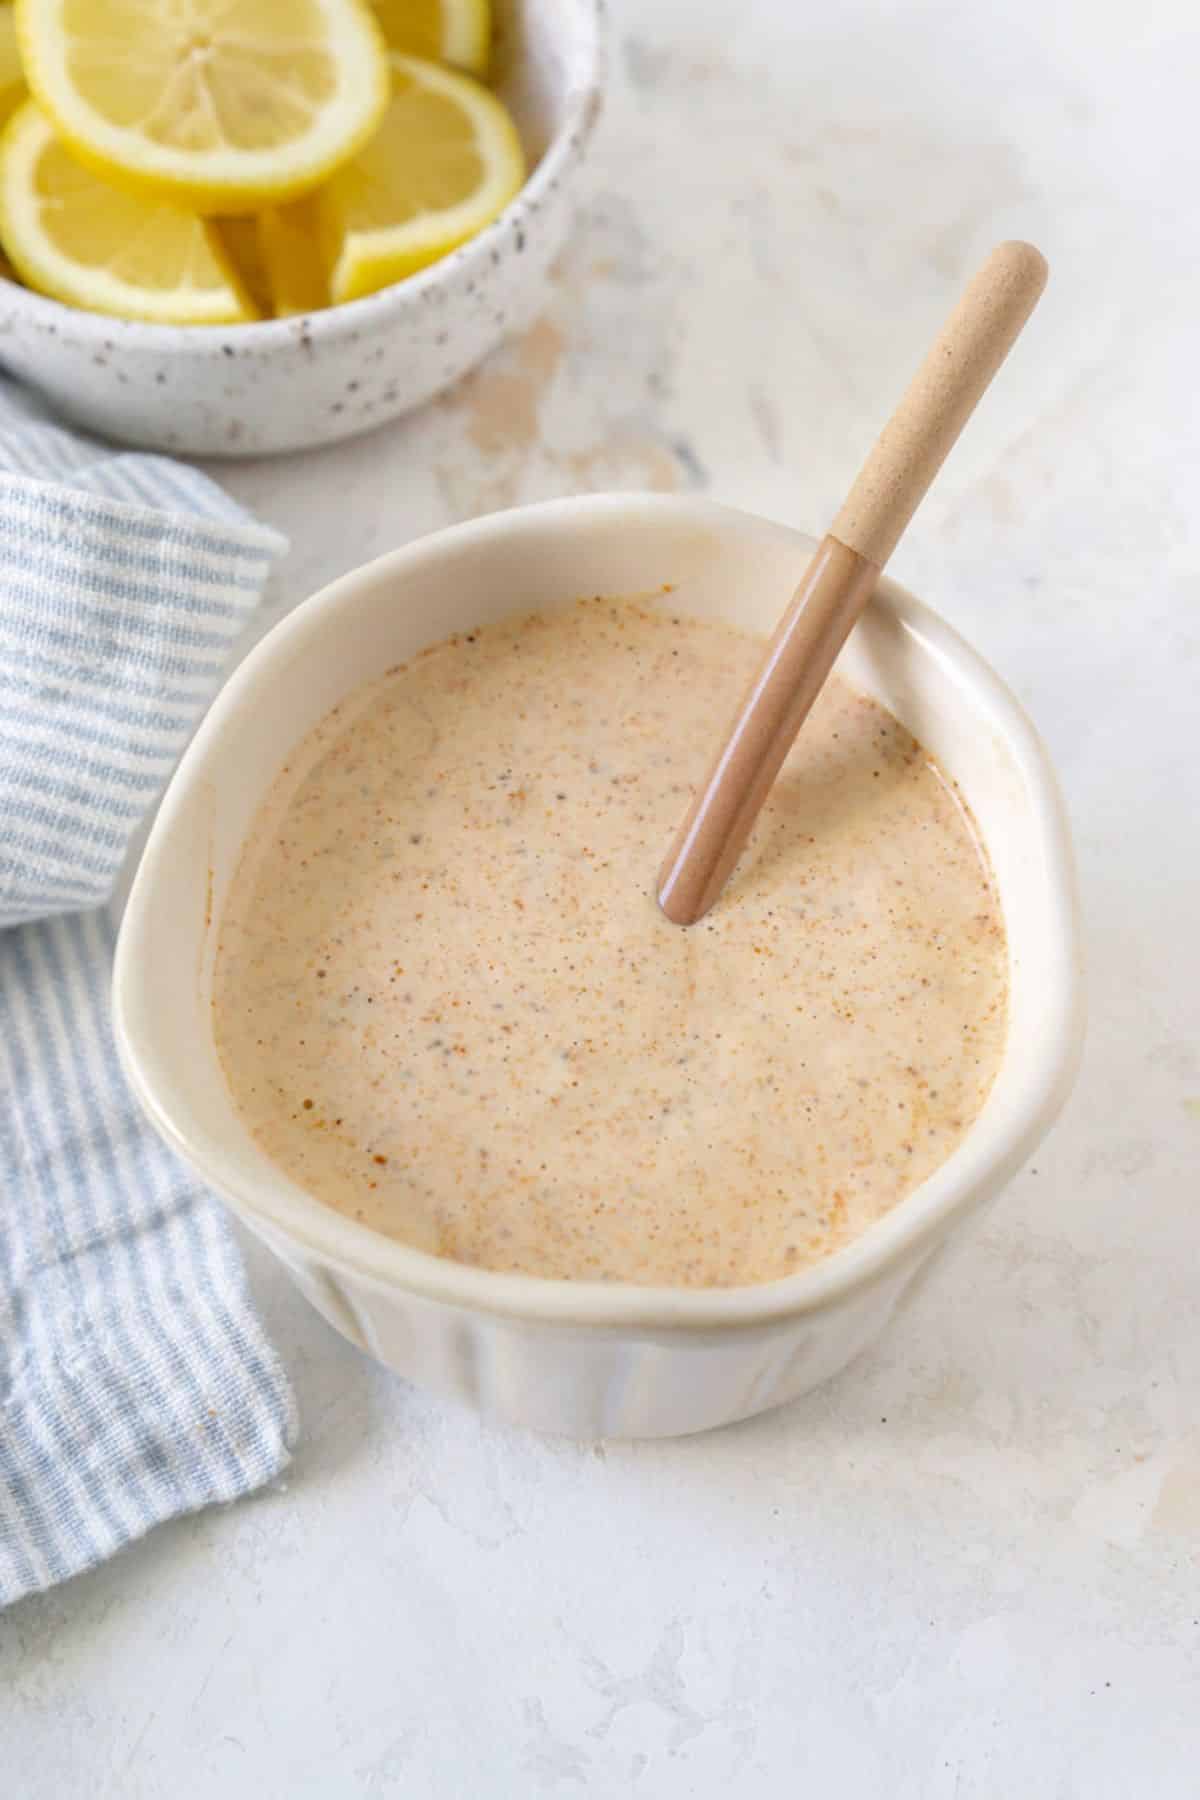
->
14, 0, 390, 214
258, 198, 329, 315
0, 8, 25, 133
213, 214, 274, 316
319, 52, 524, 305
0, 102, 258, 323
369, 0, 490, 76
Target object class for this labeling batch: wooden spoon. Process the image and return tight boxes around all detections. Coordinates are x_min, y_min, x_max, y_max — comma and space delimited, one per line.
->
657, 240, 1048, 926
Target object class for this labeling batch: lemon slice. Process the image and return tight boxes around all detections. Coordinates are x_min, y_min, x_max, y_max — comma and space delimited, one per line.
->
14, 0, 390, 214
319, 52, 524, 305
0, 8, 25, 133
258, 198, 329, 315
0, 102, 258, 323
369, 0, 490, 76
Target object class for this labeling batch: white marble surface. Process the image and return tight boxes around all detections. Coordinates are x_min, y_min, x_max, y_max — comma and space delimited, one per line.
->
4, 0, 1199, 1792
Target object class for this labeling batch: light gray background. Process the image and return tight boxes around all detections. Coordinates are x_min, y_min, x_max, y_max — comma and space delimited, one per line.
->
4, 1, 1198, 1793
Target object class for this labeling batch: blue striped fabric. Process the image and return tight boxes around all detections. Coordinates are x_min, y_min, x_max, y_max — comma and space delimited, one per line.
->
0, 381, 296, 1606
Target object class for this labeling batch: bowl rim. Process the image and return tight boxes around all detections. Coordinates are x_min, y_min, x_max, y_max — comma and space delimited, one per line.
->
114, 493, 1085, 1335
0, 0, 606, 354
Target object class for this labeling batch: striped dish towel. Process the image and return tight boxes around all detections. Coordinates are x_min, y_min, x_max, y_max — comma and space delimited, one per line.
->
0, 379, 296, 1608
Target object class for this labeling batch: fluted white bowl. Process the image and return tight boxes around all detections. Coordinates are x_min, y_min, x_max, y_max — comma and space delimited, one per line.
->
114, 495, 1084, 1437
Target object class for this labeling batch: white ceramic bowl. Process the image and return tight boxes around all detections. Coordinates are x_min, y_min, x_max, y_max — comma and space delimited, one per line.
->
113, 495, 1084, 1438
0, 0, 603, 457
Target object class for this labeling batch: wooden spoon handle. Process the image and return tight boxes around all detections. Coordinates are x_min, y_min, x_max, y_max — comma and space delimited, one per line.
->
657, 241, 1048, 926
831, 240, 1048, 565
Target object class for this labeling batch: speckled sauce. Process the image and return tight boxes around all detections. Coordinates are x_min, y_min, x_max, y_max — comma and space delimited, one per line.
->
213, 599, 1008, 1287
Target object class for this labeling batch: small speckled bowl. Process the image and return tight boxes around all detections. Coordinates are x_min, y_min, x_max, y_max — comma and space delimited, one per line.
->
113, 495, 1084, 1439
0, 0, 604, 457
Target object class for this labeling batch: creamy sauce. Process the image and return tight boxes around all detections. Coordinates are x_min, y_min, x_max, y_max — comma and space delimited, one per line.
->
213, 599, 1007, 1287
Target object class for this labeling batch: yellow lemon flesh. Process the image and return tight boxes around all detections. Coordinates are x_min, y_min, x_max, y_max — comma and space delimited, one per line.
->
258, 198, 329, 315
213, 213, 274, 315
